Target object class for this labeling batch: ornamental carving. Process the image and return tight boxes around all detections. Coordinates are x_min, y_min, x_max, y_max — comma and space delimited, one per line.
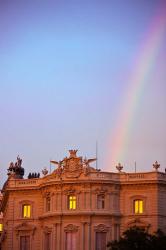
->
63, 150, 83, 178
52, 150, 97, 178
94, 186, 108, 194
64, 224, 79, 232
94, 224, 110, 232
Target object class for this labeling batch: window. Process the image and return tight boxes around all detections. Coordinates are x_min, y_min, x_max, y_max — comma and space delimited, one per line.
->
0, 223, 3, 232
45, 233, 51, 250
68, 196, 76, 210
66, 232, 77, 250
20, 236, 30, 250
22, 205, 31, 218
95, 232, 106, 250
97, 194, 105, 209
134, 199, 143, 214
46, 196, 51, 212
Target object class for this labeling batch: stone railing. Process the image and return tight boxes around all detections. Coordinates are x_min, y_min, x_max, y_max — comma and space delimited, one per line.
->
119, 171, 166, 182
6, 170, 166, 189
89, 172, 120, 181
7, 178, 41, 188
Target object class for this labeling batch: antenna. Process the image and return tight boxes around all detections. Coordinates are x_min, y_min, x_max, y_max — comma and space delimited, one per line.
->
96, 141, 98, 170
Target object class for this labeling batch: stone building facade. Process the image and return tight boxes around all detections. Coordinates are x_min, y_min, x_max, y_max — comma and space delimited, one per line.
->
0, 150, 166, 250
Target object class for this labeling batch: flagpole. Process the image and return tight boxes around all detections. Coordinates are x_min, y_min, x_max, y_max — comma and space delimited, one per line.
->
50, 159, 52, 173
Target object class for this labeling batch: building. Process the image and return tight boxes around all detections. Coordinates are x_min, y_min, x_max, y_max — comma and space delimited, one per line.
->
0, 150, 166, 250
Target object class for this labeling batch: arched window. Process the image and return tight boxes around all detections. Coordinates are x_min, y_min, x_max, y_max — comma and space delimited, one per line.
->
134, 199, 143, 214
68, 195, 76, 210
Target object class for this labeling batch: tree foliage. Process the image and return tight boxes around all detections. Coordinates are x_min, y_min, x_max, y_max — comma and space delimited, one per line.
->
107, 227, 166, 250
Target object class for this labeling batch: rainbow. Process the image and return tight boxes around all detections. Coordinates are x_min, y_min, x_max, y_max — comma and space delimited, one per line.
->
107, 6, 166, 169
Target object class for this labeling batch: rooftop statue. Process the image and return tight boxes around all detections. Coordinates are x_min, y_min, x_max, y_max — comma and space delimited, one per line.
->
7, 156, 24, 179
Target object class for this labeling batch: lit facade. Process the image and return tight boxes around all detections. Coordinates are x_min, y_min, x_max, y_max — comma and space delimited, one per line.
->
0, 150, 166, 250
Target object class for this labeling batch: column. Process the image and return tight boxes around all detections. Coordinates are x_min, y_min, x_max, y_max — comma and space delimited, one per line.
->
87, 223, 91, 250
81, 222, 85, 250
56, 222, 62, 250
53, 223, 57, 250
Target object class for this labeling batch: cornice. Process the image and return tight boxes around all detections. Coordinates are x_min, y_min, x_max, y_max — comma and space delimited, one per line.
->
38, 211, 121, 219
122, 213, 166, 218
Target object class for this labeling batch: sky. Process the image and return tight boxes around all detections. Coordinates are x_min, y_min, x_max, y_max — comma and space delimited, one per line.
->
0, 0, 166, 187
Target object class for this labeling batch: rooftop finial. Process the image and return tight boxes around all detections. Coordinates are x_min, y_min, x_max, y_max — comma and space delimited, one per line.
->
153, 161, 160, 171
42, 167, 48, 176
116, 163, 123, 172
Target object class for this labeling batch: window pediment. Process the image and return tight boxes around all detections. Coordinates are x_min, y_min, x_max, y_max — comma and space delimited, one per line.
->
127, 219, 150, 229
19, 200, 34, 206
15, 222, 36, 236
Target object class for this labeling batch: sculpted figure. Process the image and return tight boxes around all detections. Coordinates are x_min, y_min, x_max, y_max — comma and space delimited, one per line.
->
83, 158, 96, 168
56, 161, 63, 176
17, 156, 22, 167
9, 162, 14, 170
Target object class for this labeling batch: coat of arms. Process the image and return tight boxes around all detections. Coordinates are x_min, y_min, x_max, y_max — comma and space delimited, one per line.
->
51, 150, 97, 178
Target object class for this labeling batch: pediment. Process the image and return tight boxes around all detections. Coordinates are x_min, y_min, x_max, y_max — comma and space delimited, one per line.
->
15, 222, 36, 235
127, 218, 150, 228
